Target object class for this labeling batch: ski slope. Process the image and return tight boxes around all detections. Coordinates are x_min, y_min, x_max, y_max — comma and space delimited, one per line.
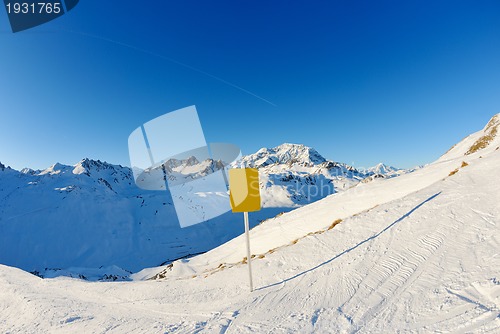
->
0, 115, 499, 333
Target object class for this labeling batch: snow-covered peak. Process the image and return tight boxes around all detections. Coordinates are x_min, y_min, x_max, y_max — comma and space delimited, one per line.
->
158, 156, 224, 175
74, 158, 103, 175
38, 162, 73, 175
0, 161, 5, 171
20, 168, 36, 175
39, 159, 111, 176
367, 163, 401, 176
24, 159, 133, 193
241, 143, 326, 168
72, 158, 130, 177
161, 156, 198, 170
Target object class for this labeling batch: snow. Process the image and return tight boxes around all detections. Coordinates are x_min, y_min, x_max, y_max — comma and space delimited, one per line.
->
0, 143, 376, 275
242, 143, 327, 167
239, 143, 371, 208
0, 157, 247, 273
0, 115, 499, 332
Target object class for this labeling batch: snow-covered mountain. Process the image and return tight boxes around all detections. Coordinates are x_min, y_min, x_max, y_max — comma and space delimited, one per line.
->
0, 144, 378, 276
238, 143, 366, 207
137, 155, 226, 189
1, 114, 498, 333
361, 162, 419, 183
366, 162, 401, 176
239, 143, 327, 167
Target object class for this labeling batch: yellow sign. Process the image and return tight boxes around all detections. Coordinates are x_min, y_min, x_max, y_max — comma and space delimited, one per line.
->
229, 168, 261, 212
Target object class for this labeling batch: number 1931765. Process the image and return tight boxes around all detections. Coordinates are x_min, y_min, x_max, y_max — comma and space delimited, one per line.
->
5, 2, 62, 14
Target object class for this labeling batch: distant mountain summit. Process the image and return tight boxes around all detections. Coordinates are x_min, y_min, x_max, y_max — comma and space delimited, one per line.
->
236, 143, 369, 207
240, 143, 326, 168
365, 163, 405, 178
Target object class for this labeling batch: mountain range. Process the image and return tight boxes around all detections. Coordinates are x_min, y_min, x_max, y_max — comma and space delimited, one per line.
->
0, 143, 407, 276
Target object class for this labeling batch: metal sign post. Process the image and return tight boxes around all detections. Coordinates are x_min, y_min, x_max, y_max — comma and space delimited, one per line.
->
228, 168, 261, 292
243, 211, 253, 291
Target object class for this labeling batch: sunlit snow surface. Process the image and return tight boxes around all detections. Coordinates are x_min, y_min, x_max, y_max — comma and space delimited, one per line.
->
0, 115, 499, 332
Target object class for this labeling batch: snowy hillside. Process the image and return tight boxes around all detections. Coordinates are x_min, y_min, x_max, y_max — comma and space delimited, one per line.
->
143, 114, 500, 280
0, 144, 376, 276
0, 114, 498, 333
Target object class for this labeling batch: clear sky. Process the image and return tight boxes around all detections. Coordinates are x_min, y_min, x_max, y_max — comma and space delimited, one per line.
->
0, 1, 499, 170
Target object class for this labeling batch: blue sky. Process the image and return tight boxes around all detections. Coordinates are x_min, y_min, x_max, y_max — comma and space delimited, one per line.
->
0, 1, 499, 170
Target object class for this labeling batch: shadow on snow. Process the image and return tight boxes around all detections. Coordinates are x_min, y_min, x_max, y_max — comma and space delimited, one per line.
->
257, 192, 442, 291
